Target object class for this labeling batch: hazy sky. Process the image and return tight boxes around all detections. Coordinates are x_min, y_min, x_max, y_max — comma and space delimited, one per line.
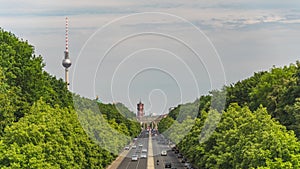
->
1, 0, 300, 114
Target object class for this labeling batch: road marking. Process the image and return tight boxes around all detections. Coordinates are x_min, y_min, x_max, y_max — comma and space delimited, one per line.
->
125, 157, 131, 169
107, 142, 133, 169
147, 131, 155, 169
106, 150, 127, 169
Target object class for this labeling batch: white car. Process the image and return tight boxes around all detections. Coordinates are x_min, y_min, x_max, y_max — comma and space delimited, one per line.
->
132, 145, 137, 149
161, 150, 167, 156
124, 146, 130, 150
131, 154, 138, 161
140, 153, 147, 159
142, 148, 147, 153
184, 162, 191, 167
139, 144, 143, 148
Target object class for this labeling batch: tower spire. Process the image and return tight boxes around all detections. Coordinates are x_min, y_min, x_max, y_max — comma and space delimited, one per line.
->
65, 17, 68, 52
62, 17, 72, 89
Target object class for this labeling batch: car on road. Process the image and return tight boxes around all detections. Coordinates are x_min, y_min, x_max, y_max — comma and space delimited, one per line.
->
139, 143, 143, 148
132, 145, 137, 149
174, 149, 179, 154
184, 162, 193, 168
124, 145, 130, 150
161, 150, 167, 156
142, 148, 147, 153
164, 162, 172, 168
131, 154, 138, 161
177, 153, 183, 158
140, 153, 147, 159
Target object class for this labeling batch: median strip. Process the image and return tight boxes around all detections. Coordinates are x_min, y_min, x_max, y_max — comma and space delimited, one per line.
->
147, 131, 155, 169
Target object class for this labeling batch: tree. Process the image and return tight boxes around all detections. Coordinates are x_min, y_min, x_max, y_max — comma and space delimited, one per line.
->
0, 99, 116, 168
177, 104, 300, 169
158, 116, 175, 133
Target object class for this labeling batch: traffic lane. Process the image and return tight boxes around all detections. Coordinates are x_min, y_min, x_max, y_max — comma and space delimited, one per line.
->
116, 155, 147, 169
117, 147, 148, 169
152, 135, 185, 169
119, 143, 148, 169
130, 131, 149, 169
117, 145, 137, 169
125, 158, 147, 169
117, 131, 149, 169
153, 139, 168, 169
130, 137, 148, 169
154, 151, 185, 169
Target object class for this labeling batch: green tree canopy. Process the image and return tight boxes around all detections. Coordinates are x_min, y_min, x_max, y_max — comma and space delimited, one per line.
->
177, 104, 300, 169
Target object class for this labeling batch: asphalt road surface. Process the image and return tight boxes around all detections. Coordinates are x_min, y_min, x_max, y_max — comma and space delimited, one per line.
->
117, 131, 185, 169
117, 131, 149, 169
152, 135, 185, 169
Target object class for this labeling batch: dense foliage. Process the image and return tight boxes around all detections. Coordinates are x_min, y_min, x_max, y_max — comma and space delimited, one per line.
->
159, 61, 300, 168
226, 63, 300, 137
178, 104, 300, 168
0, 29, 73, 128
115, 102, 137, 120
0, 28, 140, 168
0, 100, 114, 168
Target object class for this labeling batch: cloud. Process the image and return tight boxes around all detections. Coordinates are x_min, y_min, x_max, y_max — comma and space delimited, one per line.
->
180, 9, 300, 30
2, 0, 300, 31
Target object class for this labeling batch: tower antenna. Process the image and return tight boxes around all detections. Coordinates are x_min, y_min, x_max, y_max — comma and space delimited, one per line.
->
65, 17, 68, 52
62, 17, 72, 89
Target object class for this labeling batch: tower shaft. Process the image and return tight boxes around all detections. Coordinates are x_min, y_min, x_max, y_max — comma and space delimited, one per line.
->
65, 69, 69, 90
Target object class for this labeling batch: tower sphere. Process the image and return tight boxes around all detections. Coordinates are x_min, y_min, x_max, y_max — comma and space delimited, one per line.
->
62, 58, 71, 68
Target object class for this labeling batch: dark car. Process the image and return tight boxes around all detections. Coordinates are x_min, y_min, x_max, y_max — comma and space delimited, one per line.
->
177, 153, 183, 158
164, 162, 172, 168
175, 149, 179, 154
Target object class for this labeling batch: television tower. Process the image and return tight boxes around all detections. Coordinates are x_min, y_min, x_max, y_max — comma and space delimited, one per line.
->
62, 17, 71, 89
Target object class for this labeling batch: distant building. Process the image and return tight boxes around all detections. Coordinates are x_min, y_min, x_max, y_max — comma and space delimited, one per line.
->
151, 113, 157, 116
137, 100, 144, 118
